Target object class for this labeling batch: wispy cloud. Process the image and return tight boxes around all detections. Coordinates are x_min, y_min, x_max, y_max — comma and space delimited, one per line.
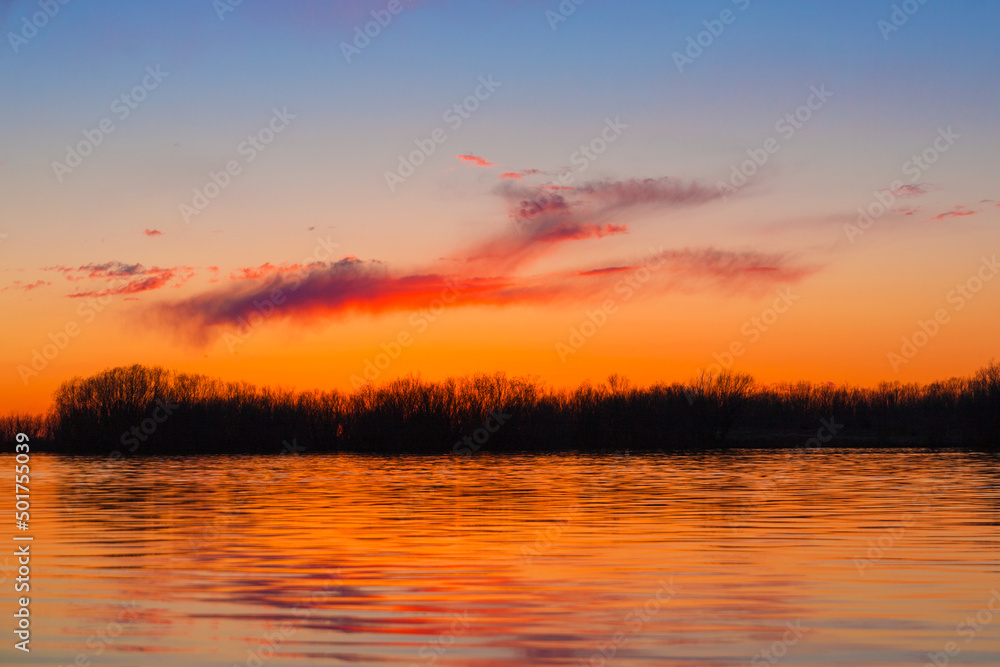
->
2, 279, 51, 293
147, 169, 815, 345
229, 262, 318, 281
930, 206, 976, 221
457, 154, 495, 168
44, 262, 196, 297
144, 228, 164, 237
499, 168, 543, 180
469, 176, 725, 273
151, 248, 815, 346
883, 183, 935, 199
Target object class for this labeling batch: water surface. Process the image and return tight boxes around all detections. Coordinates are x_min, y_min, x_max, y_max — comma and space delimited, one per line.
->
6, 450, 1000, 666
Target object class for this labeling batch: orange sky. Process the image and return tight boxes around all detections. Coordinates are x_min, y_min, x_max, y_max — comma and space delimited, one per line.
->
2, 0, 999, 414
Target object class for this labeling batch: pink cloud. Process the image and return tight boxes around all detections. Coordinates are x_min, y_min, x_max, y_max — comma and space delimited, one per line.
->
535, 223, 628, 243
883, 183, 935, 199
2, 279, 51, 293
144, 229, 164, 237
69, 270, 177, 298
151, 248, 815, 347
457, 154, 495, 168
930, 206, 977, 221
45, 262, 196, 298
147, 169, 817, 346
499, 169, 543, 180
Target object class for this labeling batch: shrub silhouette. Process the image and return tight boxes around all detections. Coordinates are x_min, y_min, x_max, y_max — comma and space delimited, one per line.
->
3, 360, 998, 454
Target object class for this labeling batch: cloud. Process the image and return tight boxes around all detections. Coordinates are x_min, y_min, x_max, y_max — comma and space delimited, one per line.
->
45, 262, 195, 297
930, 206, 976, 221
883, 183, 935, 199
467, 176, 726, 273
69, 270, 178, 298
151, 248, 814, 346
535, 223, 628, 243
457, 154, 495, 168
2, 279, 51, 293
144, 229, 164, 237
145, 171, 811, 346
499, 169, 543, 180
229, 262, 318, 281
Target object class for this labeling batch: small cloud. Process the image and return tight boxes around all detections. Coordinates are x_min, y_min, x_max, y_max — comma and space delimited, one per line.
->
536, 223, 628, 243
500, 169, 543, 180
457, 154, 495, 168
2, 279, 51, 292
45, 261, 196, 297
577, 266, 629, 276
229, 262, 319, 281
930, 206, 977, 221
144, 229, 164, 237
880, 183, 935, 199
895, 205, 920, 216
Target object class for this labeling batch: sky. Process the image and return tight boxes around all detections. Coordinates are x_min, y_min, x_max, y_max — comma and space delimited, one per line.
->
1, 0, 998, 412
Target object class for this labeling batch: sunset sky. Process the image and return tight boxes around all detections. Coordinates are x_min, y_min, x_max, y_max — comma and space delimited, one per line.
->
2, 0, 998, 412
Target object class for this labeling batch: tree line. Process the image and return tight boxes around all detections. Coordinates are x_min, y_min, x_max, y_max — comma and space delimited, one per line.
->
2, 361, 998, 454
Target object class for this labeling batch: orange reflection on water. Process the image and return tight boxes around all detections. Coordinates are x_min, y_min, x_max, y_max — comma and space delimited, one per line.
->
6, 450, 1000, 666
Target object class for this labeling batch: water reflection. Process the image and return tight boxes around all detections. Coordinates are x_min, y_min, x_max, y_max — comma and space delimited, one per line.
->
7, 450, 1000, 666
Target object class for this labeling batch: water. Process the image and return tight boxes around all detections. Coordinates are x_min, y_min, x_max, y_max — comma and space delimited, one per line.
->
5, 450, 1000, 666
